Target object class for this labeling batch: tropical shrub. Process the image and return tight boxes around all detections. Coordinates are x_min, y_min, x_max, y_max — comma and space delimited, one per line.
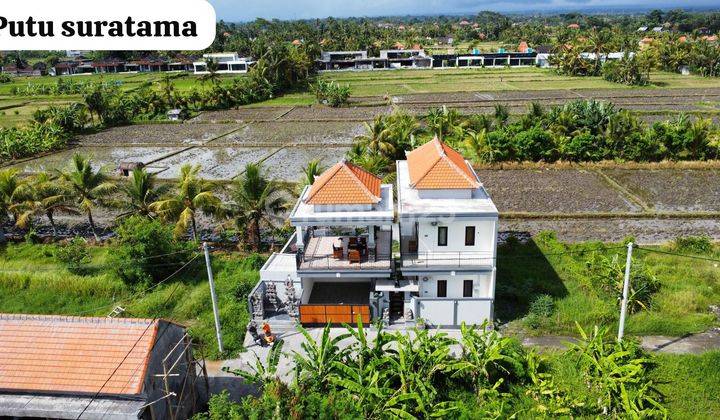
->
602, 54, 650, 86
54, 237, 91, 275
312, 80, 351, 107
570, 325, 666, 418
673, 235, 714, 255
0, 123, 69, 162
585, 252, 660, 313
109, 216, 195, 286
198, 322, 669, 419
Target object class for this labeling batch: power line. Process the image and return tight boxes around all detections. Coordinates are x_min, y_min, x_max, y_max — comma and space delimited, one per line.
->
634, 246, 720, 264
70, 253, 202, 317
73, 256, 200, 420
497, 245, 628, 260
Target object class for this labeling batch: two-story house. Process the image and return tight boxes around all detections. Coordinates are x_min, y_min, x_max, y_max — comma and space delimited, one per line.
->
396, 138, 499, 326
254, 139, 498, 327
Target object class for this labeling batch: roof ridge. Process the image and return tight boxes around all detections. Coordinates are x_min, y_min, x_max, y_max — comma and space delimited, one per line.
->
409, 139, 443, 187
344, 162, 382, 203
440, 143, 481, 187
304, 162, 344, 203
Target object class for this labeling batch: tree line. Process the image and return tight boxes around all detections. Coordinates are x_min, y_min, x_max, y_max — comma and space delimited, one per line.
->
347, 100, 720, 175
0, 155, 294, 250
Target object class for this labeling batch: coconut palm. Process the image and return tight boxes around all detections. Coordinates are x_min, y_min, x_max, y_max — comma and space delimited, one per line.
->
227, 163, 287, 251
118, 168, 170, 219
150, 164, 219, 241
201, 59, 220, 85
464, 129, 494, 164
58, 154, 115, 241
0, 169, 30, 242
15, 172, 78, 237
299, 159, 325, 190
356, 116, 395, 157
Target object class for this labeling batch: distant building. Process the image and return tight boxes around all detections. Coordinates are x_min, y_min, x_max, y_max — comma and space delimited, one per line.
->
637, 26, 649, 32
652, 26, 664, 33
567, 23, 580, 29
65, 50, 92, 58
380, 49, 432, 68
193, 53, 254, 74
0, 314, 204, 420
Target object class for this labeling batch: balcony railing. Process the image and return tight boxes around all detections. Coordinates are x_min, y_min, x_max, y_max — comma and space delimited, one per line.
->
300, 251, 393, 271
299, 231, 392, 271
401, 251, 494, 268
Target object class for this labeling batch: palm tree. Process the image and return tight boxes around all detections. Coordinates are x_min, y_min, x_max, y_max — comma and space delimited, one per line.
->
298, 159, 324, 192
118, 168, 170, 218
158, 74, 176, 107
15, 172, 78, 237
493, 104, 510, 126
463, 130, 494, 164
227, 163, 287, 251
201, 59, 220, 85
0, 169, 29, 242
58, 154, 115, 241
150, 164, 219, 241
356, 116, 395, 157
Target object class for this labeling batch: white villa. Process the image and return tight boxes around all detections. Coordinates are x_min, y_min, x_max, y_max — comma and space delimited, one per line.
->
193, 53, 254, 74
254, 139, 498, 328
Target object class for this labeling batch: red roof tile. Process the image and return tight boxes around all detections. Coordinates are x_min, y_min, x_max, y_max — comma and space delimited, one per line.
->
0, 314, 162, 396
305, 160, 382, 205
407, 137, 480, 190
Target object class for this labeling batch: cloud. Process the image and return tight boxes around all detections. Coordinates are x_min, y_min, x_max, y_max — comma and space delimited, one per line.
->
208, 0, 717, 21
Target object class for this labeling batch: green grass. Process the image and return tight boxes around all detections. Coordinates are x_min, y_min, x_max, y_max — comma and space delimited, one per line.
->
0, 242, 259, 359
497, 234, 720, 337
651, 352, 720, 418
544, 349, 720, 419
315, 68, 720, 97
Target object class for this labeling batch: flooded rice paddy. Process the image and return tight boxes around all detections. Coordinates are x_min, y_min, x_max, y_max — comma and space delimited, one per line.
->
6, 87, 720, 241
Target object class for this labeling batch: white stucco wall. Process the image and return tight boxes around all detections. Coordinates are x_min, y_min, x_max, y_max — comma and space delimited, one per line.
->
413, 298, 493, 326
418, 273, 492, 299
417, 219, 496, 255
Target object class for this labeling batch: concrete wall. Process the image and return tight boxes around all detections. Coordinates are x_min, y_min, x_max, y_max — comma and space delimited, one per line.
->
418, 273, 492, 299
417, 219, 496, 255
413, 297, 493, 326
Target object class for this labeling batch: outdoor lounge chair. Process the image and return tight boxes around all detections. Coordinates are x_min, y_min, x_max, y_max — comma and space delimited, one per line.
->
332, 244, 343, 259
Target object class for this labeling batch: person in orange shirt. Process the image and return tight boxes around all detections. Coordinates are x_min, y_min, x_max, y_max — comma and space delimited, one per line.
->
262, 322, 275, 344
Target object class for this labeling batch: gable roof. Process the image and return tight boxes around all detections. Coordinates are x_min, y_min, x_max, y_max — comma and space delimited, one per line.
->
0, 314, 163, 396
305, 160, 382, 205
406, 137, 480, 190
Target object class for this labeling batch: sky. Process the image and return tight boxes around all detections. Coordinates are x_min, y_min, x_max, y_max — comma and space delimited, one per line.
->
208, 0, 718, 22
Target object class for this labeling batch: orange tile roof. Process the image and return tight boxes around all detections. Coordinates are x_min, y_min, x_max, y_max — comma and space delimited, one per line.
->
0, 314, 162, 396
305, 160, 382, 205
407, 137, 480, 190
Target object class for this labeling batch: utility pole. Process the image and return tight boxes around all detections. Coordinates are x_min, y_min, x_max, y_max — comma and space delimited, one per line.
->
203, 242, 224, 353
618, 242, 634, 342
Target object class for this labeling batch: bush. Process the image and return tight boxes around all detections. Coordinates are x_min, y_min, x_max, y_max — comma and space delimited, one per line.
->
673, 236, 713, 255
526, 294, 555, 329
529, 294, 555, 318
55, 237, 91, 275
0, 73, 11, 83
602, 54, 650, 86
0, 123, 69, 162
312, 80, 351, 107
110, 216, 194, 286
585, 253, 660, 313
